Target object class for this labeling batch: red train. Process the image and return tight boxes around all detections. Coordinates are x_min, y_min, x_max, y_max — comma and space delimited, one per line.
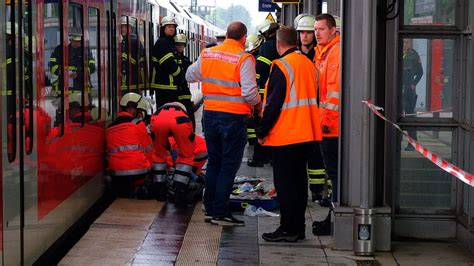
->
1, 0, 222, 264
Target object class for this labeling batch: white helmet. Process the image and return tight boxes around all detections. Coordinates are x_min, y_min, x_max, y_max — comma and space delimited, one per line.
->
245, 33, 263, 52
161, 16, 178, 27
120, 92, 142, 108
296, 15, 316, 31
256, 19, 279, 35
174, 33, 188, 44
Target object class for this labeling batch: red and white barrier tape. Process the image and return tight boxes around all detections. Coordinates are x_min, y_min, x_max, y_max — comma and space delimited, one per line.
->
362, 100, 474, 187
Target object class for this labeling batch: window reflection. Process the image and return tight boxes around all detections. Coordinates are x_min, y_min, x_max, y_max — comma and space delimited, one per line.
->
120, 16, 142, 93
399, 129, 452, 210
88, 7, 100, 122
138, 19, 147, 92
403, 0, 455, 26
6, 3, 16, 162
400, 38, 454, 119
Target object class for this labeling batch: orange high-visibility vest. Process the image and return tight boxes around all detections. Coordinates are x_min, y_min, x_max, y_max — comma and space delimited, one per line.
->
201, 39, 255, 115
314, 35, 341, 137
106, 112, 153, 176
263, 51, 322, 146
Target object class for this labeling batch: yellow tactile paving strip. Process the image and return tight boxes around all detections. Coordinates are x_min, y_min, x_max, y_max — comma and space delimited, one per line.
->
175, 203, 222, 266
59, 198, 164, 266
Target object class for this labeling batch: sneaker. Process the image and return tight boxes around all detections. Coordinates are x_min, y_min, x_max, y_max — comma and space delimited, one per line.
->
204, 212, 212, 223
210, 215, 245, 226
262, 227, 300, 242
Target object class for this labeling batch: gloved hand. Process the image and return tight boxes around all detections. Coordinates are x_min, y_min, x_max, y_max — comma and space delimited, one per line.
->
322, 125, 330, 134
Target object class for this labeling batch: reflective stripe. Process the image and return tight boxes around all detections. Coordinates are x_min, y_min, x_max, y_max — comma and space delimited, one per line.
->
247, 128, 255, 133
173, 173, 190, 184
159, 52, 173, 65
122, 53, 128, 60
152, 162, 167, 171
257, 56, 272, 65
173, 163, 192, 184
108, 144, 143, 155
152, 56, 159, 63
247, 134, 256, 138
256, 74, 260, 79
176, 163, 193, 173
258, 88, 265, 94
171, 67, 181, 76
110, 168, 150, 176
150, 84, 177, 90
1, 90, 12, 96
51, 65, 59, 75
202, 77, 240, 88
152, 162, 167, 183
178, 94, 192, 100
194, 152, 208, 161
6, 58, 12, 64
204, 94, 245, 103
153, 173, 167, 183
49, 57, 57, 62
309, 178, 326, 185
69, 66, 78, 71
308, 169, 326, 175
320, 102, 339, 111
327, 91, 340, 99
129, 57, 136, 65
281, 97, 318, 110
277, 58, 296, 102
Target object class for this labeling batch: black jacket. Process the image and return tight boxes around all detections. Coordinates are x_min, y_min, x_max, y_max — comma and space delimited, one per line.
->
256, 37, 280, 94
121, 36, 145, 92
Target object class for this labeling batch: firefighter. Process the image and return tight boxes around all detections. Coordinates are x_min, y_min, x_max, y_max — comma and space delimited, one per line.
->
150, 16, 184, 109
247, 19, 280, 167
150, 102, 195, 203
121, 17, 145, 92
245, 33, 264, 146
173, 33, 195, 130
294, 14, 328, 203
49, 29, 96, 95
106, 92, 153, 198
68, 93, 93, 124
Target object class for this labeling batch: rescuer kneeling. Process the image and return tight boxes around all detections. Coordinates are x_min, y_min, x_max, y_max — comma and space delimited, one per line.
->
150, 102, 195, 203
106, 93, 153, 198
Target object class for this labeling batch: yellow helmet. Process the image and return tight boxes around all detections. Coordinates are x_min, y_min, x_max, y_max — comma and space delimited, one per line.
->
120, 92, 142, 108
174, 33, 188, 44
245, 33, 263, 52
296, 14, 315, 31
161, 16, 178, 27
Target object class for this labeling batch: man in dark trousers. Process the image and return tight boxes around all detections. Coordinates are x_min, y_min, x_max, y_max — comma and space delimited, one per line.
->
258, 26, 322, 242
150, 16, 184, 109
402, 38, 423, 150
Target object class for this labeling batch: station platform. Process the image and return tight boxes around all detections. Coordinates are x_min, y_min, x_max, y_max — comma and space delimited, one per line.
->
59, 151, 474, 265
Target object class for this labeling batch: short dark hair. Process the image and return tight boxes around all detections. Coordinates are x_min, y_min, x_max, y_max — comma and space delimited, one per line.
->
226, 21, 247, 41
316, 13, 336, 28
276, 26, 297, 46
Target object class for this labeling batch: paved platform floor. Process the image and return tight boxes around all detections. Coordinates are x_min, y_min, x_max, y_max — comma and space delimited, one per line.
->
59, 144, 474, 265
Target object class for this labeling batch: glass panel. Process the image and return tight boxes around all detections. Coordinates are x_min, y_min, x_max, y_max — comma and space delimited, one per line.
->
67, 3, 84, 124
45, 1, 63, 132
399, 129, 452, 210
138, 19, 146, 93
88, 7, 99, 122
129, 17, 138, 92
6, 3, 16, 162
24, 2, 34, 154
467, 39, 472, 123
469, 0, 474, 26
403, 0, 455, 26
120, 15, 128, 92
400, 38, 454, 119
462, 130, 470, 215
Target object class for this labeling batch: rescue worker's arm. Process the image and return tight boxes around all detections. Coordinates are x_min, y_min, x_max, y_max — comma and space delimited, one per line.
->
49, 46, 61, 76
321, 49, 341, 132
256, 54, 272, 90
185, 56, 202, 82
240, 56, 261, 107
155, 46, 182, 79
256, 65, 286, 139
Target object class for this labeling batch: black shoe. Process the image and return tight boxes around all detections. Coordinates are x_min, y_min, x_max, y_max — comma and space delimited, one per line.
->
210, 215, 245, 226
204, 212, 212, 223
318, 198, 331, 207
405, 145, 415, 151
312, 212, 331, 236
298, 232, 306, 240
262, 227, 300, 242
312, 193, 323, 202
247, 159, 264, 167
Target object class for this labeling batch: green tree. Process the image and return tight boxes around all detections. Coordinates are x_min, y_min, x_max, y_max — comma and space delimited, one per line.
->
206, 5, 253, 32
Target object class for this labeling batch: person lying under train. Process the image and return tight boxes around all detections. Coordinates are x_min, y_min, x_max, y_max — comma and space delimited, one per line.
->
149, 102, 196, 204
106, 92, 153, 198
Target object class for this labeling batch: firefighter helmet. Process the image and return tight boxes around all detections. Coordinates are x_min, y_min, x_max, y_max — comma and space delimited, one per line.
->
69, 28, 82, 41
172, 102, 187, 113
245, 33, 263, 52
296, 14, 316, 31
256, 19, 279, 35
137, 97, 150, 112
174, 33, 188, 44
120, 92, 142, 108
161, 16, 178, 27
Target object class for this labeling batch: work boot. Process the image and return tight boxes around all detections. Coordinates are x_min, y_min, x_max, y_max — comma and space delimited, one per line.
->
312, 211, 331, 236
262, 227, 299, 242
247, 159, 264, 167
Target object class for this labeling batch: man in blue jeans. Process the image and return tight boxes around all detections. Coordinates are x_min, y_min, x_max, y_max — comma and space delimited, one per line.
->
186, 21, 261, 226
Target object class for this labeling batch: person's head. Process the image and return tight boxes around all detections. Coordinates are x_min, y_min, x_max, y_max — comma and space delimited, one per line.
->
161, 16, 178, 38
120, 17, 132, 37
174, 33, 187, 54
403, 38, 413, 52
314, 13, 337, 46
226, 21, 247, 46
276, 26, 297, 56
69, 93, 88, 120
119, 92, 142, 117
245, 33, 263, 53
296, 14, 316, 48
256, 19, 280, 40
69, 30, 82, 49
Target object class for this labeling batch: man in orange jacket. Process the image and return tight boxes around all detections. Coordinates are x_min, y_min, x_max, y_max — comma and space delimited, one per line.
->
312, 13, 341, 236
258, 26, 322, 242
186, 21, 261, 226
106, 92, 153, 198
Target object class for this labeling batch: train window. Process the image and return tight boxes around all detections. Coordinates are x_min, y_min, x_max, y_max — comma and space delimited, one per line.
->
403, 0, 455, 26
45, 1, 64, 134
130, 17, 139, 93
138, 19, 147, 93
106, 11, 112, 117
399, 38, 454, 121
67, 3, 87, 125
88, 7, 100, 121
5, 2, 16, 162
120, 15, 129, 93
24, 0, 34, 154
